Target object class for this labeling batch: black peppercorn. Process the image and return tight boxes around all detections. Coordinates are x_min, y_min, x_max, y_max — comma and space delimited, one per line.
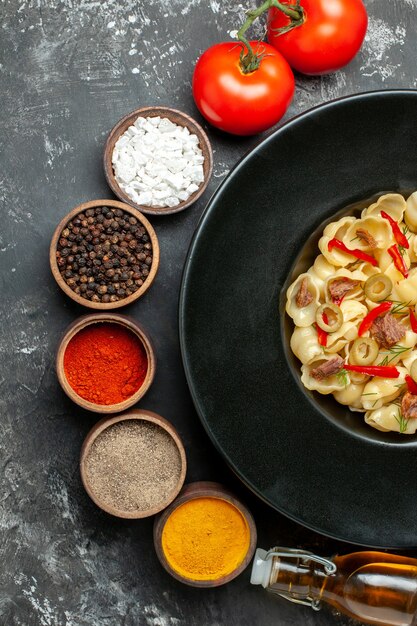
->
56, 206, 153, 303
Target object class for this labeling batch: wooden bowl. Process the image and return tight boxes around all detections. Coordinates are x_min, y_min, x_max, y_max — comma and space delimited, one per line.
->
56, 313, 155, 414
50, 199, 160, 310
153, 481, 257, 587
104, 106, 213, 216
80, 410, 187, 519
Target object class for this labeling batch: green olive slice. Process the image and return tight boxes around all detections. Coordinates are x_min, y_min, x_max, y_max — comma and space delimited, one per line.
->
315, 303, 343, 333
349, 337, 379, 366
410, 359, 417, 383
364, 274, 393, 302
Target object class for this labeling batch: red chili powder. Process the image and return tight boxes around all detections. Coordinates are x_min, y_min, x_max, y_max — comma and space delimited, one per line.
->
64, 323, 148, 405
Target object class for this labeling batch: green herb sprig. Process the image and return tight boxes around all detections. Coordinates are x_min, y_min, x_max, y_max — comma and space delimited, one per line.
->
336, 369, 349, 387
394, 408, 409, 434
378, 344, 410, 366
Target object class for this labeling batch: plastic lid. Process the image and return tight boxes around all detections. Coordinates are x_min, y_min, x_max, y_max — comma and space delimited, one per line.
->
250, 548, 273, 588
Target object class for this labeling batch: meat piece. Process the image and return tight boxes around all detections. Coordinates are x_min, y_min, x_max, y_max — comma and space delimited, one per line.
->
328, 277, 359, 301
369, 313, 405, 348
295, 277, 313, 308
356, 228, 377, 249
401, 392, 417, 420
311, 356, 344, 381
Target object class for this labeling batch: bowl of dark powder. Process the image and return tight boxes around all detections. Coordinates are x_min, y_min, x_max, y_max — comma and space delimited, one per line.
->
80, 410, 187, 518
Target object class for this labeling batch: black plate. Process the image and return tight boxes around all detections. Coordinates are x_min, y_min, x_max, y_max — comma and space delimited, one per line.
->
179, 91, 417, 549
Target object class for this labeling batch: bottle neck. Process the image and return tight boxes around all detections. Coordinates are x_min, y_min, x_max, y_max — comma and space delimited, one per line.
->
251, 548, 335, 610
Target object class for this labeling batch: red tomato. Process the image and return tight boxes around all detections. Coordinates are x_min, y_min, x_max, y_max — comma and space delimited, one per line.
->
192, 41, 295, 136
267, 0, 368, 75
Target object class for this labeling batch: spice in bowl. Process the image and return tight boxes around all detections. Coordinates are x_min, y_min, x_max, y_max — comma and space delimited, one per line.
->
53, 202, 158, 307
56, 314, 155, 413
112, 116, 205, 210
154, 482, 257, 587
64, 322, 147, 405
80, 411, 187, 518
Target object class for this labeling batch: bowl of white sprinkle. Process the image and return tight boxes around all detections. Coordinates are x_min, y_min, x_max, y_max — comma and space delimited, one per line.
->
104, 106, 213, 216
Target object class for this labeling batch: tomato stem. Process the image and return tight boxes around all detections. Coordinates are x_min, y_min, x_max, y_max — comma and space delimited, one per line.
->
237, 0, 304, 73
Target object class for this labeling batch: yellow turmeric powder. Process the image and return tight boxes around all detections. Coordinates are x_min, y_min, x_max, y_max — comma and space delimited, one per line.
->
161, 496, 250, 581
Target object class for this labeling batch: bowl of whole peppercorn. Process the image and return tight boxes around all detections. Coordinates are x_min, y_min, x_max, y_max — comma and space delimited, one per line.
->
50, 199, 159, 309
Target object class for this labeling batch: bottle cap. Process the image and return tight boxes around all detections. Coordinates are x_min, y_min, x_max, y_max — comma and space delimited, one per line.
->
250, 548, 273, 588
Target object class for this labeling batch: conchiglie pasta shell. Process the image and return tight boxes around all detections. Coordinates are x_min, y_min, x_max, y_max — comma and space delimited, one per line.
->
333, 382, 366, 407
290, 326, 322, 365
319, 217, 357, 266
363, 193, 406, 221
405, 191, 417, 232
286, 273, 320, 327
323, 216, 356, 239
344, 216, 392, 252
339, 299, 367, 323
361, 366, 407, 410
312, 255, 336, 279
365, 403, 417, 434
301, 356, 349, 393
307, 255, 336, 299
354, 261, 381, 279
395, 274, 417, 306
324, 268, 366, 303
325, 321, 359, 354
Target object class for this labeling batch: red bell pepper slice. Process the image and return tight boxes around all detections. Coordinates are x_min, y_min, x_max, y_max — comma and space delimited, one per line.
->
344, 364, 400, 378
328, 238, 378, 266
405, 374, 417, 395
315, 312, 328, 347
409, 308, 417, 333
387, 244, 409, 278
380, 211, 409, 249
358, 301, 392, 336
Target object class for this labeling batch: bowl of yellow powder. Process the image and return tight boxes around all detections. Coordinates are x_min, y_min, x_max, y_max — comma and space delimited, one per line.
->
153, 481, 257, 587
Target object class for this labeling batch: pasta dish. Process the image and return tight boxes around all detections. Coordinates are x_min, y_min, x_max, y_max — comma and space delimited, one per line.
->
286, 193, 417, 434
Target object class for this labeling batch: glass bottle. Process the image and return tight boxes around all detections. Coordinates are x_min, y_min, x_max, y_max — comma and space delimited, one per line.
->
250, 547, 417, 626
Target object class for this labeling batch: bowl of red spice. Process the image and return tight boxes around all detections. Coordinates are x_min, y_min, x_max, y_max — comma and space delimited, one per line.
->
50, 199, 159, 309
56, 313, 155, 413
80, 410, 187, 518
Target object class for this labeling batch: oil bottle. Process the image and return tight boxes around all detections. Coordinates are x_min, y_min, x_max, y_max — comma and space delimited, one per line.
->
250, 547, 417, 626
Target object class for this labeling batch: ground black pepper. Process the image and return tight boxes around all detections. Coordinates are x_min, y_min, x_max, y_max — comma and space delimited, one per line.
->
85, 420, 182, 512
56, 206, 153, 303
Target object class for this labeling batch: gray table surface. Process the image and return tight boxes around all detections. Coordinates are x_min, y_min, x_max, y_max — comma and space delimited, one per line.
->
1, 0, 416, 624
